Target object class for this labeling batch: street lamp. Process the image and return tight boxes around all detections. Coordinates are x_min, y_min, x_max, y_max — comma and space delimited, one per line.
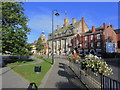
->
52, 10, 60, 64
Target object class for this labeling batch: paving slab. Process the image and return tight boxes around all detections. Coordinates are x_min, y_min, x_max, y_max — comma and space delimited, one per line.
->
39, 55, 87, 89
2, 67, 29, 88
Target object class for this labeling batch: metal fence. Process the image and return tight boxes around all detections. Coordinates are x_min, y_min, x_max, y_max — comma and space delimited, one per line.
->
69, 60, 120, 90
102, 75, 120, 89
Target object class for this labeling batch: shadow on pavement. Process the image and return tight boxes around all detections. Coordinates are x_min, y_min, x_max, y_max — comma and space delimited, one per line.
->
59, 63, 65, 69
59, 63, 65, 66
55, 81, 80, 89
58, 70, 73, 78
59, 65, 65, 69
56, 63, 88, 89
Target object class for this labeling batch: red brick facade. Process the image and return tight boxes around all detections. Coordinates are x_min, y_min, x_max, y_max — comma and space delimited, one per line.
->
72, 23, 120, 56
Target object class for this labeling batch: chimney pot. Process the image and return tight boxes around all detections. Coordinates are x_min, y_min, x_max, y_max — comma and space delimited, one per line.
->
57, 25, 61, 30
64, 18, 68, 24
64, 18, 69, 27
82, 17, 85, 34
103, 23, 107, 29
82, 17, 84, 21
110, 24, 114, 28
72, 18, 76, 25
100, 26, 103, 28
92, 26, 96, 33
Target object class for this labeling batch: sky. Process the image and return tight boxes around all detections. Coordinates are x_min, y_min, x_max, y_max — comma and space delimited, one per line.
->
23, 2, 118, 43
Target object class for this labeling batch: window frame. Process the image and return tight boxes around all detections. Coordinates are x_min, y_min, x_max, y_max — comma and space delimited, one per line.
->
97, 34, 101, 39
97, 42, 101, 47
91, 35, 94, 40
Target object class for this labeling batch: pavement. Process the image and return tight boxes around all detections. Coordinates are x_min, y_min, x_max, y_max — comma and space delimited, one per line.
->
39, 55, 87, 89
2, 66, 29, 88
1, 56, 43, 89
1, 55, 87, 89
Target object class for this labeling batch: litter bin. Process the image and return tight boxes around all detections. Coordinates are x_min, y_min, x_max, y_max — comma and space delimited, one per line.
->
34, 66, 41, 73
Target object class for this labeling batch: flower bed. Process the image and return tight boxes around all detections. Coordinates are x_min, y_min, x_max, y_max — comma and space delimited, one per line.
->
82, 54, 113, 76
68, 54, 113, 76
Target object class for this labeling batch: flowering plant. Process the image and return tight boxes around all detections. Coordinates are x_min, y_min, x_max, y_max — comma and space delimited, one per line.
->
68, 54, 80, 62
81, 54, 113, 76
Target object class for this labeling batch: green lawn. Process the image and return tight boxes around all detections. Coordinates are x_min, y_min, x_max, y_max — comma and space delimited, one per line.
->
10, 58, 52, 87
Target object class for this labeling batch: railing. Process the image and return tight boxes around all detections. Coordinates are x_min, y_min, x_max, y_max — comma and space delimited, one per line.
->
102, 75, 120, 89
69, 60, 120, 89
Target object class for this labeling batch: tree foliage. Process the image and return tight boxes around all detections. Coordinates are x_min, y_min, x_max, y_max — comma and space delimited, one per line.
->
2, 2, 32, 56
36, 37, 44, 53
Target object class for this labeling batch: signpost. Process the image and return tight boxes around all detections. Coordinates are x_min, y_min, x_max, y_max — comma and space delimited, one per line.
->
106, 42, 116, 53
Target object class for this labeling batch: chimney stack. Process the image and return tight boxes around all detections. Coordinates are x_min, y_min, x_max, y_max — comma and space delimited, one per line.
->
110, 24, 114, 29
103, 23, 107, 29
82, 17, 85, 34
92, 26, 96, 33
64, 18, 69, 27
34, 40, 37, 44
57, 25, 61, 30
100, 26, 103, 28
72, 18, 76, 25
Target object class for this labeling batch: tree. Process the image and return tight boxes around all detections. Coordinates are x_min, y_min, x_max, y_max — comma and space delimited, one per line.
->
2, 2, 32, 56
36, 37, 44, 53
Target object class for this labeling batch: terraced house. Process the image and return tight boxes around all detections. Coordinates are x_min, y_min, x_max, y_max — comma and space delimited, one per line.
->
73, 23, 120, 57
48, 17, 89, 55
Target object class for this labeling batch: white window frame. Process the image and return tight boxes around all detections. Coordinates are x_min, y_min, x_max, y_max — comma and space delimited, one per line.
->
85, 43, 88, 47
91, 35, 93, 40
97, 42, 101, 47
97, 34, 101, 39
80, 44, 82, 47
91, 43, 94, 47
85, 36, 88, 41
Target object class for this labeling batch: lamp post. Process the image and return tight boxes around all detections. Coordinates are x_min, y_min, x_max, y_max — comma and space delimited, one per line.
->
52, 10, 60, 64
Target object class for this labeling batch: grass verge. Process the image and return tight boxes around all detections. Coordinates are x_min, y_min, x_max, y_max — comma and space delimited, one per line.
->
10, 58, 52, 87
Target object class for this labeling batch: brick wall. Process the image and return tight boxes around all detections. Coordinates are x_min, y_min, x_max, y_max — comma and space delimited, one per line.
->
117, 33, 120, 52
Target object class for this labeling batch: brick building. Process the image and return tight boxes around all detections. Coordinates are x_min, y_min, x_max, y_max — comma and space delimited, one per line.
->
31, 32, 48, 55
73, 23, 120, 57
48, 17, 89, 55
114, 29, 120, 52
38, 32, 48, 55
31, 40, 37, 55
